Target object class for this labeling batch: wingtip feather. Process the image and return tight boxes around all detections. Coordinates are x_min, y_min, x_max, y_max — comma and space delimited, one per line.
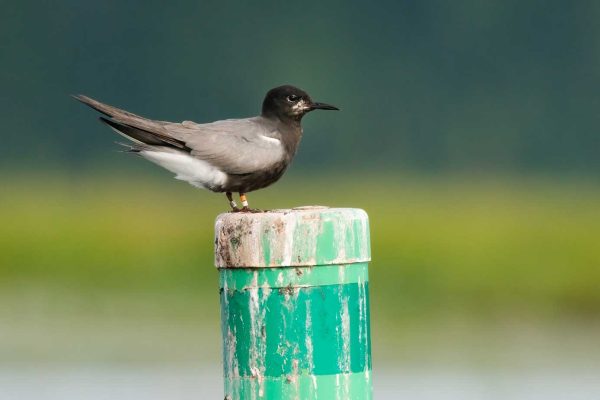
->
71, 94, 90, 103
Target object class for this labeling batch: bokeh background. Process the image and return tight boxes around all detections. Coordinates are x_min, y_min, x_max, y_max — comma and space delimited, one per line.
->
2, 1, 599, 399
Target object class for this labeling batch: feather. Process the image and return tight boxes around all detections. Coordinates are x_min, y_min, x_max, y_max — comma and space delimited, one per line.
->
99, 117, 189, 150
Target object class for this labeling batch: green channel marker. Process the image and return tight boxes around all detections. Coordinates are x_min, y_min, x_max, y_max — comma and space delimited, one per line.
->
215, 207, 372, 400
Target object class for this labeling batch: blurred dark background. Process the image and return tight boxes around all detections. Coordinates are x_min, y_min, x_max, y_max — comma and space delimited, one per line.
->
3, 1, 599, 173
1, 1, 599, 399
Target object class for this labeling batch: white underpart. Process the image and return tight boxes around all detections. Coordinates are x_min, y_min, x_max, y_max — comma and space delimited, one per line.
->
140, 150, 228, 190
259, 135, 281, 145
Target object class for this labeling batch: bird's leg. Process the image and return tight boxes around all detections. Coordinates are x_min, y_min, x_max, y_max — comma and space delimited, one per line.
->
226, 192, 240, 212
239, 193, 249, 211
239, 193, 262, 213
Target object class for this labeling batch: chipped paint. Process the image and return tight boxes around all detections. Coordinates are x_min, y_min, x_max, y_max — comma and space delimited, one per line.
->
215, 208, 370, 268
217, 208, 372, 399
338, 297, 351, 373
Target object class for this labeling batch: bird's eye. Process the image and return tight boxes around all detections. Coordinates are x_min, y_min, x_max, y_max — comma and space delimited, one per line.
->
286, 95, 299, 102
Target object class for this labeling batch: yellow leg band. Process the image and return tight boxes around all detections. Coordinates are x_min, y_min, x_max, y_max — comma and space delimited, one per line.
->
239, 194, 248, 208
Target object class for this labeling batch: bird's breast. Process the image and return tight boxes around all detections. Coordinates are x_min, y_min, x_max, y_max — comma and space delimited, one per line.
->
222, 160, 290, 193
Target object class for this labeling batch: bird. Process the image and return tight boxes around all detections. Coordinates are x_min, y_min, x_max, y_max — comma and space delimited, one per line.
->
74, 85, 339, 212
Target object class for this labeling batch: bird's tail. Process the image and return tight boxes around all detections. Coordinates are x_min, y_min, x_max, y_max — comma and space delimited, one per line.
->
73, 94, 189, 151
72, 94, 145, 120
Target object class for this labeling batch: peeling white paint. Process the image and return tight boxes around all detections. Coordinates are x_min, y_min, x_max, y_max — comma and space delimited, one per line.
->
260, 282, 271, 298
281, 216, 296, 266
276, 272, 284, 286
358, 275, 369, 374
305, 297, 318, 397
286, 359, 300, 400
214, 208, 370, 268
343, 373, 351, 399
338, 264, 346, 284
358, 276, 370, 375
247, 271, 267, 398
339, 297, 351, 373
305, 299, 314, 373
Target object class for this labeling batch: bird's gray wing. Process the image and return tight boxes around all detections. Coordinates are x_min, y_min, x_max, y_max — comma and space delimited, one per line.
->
161, 118, 286, 175
74, 95, 284, 174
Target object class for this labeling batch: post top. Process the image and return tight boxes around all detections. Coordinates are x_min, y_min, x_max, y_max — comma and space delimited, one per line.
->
214, 206, 370, 268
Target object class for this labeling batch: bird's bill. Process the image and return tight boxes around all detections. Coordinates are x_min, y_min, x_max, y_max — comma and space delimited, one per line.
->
310, 102, 339, 111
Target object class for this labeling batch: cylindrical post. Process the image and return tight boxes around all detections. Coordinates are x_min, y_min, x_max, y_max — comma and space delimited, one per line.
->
215, 206, 372, 399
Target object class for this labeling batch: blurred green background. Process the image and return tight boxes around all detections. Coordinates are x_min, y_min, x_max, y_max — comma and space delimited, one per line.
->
1, 1, 599, 398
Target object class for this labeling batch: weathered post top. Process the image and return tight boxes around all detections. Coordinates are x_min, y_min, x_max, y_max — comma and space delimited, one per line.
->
215, 206, 373, 400
215, 206, 371, 268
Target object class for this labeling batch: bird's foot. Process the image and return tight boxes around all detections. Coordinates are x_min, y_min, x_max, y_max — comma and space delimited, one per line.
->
241, 206, 263, 213
229, 206, 262, 213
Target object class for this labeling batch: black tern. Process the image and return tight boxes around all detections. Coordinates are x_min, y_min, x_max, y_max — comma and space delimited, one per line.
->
74, 85, 338, 212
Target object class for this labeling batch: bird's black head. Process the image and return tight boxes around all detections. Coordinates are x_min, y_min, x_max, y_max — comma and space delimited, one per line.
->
261, 85, 339, 121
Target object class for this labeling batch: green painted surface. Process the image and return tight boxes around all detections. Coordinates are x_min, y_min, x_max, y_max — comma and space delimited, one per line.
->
221, 279, 371, 376
217, 208, 372, 399
315, 220, 337, 264
225, 371, 372, 400
219, 263, 369, 290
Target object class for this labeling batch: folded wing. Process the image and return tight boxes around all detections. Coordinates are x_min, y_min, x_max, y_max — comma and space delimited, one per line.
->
163, 118, 285, 175
74, 95, 285, 175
